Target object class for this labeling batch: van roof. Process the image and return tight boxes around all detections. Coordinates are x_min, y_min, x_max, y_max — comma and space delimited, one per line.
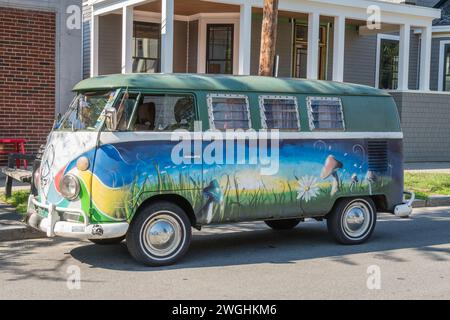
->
73, 73, 390, 97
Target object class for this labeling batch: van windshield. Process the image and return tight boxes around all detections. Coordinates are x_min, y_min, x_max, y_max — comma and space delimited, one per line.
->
56, 90, 118, 131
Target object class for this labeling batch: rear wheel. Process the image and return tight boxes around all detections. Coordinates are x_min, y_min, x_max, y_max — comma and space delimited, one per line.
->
327, 197, 377, 245
126, 201, 192, 266
265, 219, 301, 230
89, 236, 125, 245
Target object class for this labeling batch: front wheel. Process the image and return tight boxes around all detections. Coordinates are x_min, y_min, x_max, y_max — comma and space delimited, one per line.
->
265, 219, 301, 230
126, 201, 192, 266
327, 197, 377, 245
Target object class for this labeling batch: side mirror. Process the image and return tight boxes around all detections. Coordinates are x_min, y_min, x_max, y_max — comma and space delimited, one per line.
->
104, 107, 118, 131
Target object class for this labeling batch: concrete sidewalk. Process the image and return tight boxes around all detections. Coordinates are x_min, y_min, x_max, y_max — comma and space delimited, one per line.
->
405, 162, 450, 174
0, 203, 44, 241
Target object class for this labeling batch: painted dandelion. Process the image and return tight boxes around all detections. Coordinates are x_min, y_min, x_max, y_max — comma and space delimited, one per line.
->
296, 176, 320, 202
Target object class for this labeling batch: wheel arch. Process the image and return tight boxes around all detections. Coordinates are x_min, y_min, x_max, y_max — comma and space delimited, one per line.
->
132, 193, 197, 228
326, 195, 383, 218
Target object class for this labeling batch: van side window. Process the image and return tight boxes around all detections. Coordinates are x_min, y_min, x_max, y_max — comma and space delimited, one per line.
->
207, 94, 251, 130
128, 94, 195, 131
259, 96, 300, 131
307, 97, 345, 131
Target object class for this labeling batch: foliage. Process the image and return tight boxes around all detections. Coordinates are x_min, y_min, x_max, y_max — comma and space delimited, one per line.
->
0, 190, 30, 214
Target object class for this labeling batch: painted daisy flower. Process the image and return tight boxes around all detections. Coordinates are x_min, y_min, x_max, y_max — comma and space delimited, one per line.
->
296, 176, 320, 202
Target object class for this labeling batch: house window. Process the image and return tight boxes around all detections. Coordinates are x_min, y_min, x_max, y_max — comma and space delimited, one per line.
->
307, 97, 345, 131
207, 94, 250, 130
443, 44, 450, 91
378, 37, 399, 90
133, 22, 161, 73
259, 96, 300, 131
206, 24, 234, 74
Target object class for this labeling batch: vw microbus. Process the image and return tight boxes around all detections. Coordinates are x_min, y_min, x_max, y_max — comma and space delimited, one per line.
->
27, 74, 414, 266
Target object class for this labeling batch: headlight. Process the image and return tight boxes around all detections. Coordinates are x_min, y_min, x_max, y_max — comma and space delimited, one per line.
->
59, 174, 80, 200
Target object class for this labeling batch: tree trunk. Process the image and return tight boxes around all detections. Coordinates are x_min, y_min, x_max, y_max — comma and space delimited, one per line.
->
258, 0, 279, 76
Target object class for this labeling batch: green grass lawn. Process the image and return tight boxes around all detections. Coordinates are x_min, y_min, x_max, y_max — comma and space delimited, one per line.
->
404, 172, 450, 200
0, 190, 30, 214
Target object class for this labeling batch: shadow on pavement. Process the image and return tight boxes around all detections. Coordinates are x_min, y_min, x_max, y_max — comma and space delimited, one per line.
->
68, 208, 450, 271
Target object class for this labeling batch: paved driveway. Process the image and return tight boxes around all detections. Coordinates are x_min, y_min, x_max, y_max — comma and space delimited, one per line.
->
1, 206, 449, 299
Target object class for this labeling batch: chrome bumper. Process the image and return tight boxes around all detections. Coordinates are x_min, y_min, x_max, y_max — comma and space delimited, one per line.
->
394, 191, 415, 218
26, 195, 128, 240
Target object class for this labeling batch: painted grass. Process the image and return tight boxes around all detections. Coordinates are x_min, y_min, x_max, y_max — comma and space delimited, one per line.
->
404, 172, 450, 200
124, 163, 391, 223
0, 190, 30, 214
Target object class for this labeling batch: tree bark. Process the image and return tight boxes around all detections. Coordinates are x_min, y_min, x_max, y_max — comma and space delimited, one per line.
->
258, 0, 279, 76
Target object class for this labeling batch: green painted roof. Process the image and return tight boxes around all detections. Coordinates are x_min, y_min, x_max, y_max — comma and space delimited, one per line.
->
73, 73, 390, 97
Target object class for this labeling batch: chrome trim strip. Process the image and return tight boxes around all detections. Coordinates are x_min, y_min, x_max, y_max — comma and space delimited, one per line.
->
99, 131, 404, 143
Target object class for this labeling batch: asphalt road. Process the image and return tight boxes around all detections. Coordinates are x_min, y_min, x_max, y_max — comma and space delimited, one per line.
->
1, 206, 450, 300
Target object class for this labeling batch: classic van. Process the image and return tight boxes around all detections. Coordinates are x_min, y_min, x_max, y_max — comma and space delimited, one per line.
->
27, 74, 414, 266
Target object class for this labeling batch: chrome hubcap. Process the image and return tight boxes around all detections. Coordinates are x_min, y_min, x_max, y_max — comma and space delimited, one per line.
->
142, 213, 182, 257
342, 202, 371, 239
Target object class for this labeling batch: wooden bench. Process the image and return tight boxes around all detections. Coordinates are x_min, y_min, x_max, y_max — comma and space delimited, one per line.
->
1, 153, 35, 199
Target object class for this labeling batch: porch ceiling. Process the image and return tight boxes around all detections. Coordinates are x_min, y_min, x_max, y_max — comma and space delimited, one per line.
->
135, 0, 240, 15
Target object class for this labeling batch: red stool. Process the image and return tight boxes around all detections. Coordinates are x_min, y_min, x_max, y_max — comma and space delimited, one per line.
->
0, 138, 28, 169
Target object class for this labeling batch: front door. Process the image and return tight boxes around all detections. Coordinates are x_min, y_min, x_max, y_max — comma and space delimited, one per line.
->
206, 24, 234, 74
293, 23, 328, 80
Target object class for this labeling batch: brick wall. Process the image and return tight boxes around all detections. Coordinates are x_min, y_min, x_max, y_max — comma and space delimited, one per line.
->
0, 7, 55, 164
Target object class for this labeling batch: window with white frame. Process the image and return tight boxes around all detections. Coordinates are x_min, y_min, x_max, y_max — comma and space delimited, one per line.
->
207, 94, 251, 130
376, 34, 399, 90
259, 96, 300, 131
307, 97, 345, 131
439, 41, 450, 92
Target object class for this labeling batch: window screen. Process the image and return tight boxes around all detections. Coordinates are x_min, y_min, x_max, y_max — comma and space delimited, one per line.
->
208, 94, 251, 130
259, 96, 300, 131
307, 97, 345, 130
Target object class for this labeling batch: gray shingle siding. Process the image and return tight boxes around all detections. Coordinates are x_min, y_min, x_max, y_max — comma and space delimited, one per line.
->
98, 14, 122, 75
343, 28, 377, 86
391, 91, 450, 162
82, 2, 91, 79
409, 34, 420, 90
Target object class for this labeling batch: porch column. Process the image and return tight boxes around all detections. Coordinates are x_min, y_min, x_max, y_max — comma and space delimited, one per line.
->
161, 0, 174, 73
398, 23, 410, 91
238, 2, 252, 75
419, 24, 432, 91
332, 15, 345, 82
122, 5, 133, 74
90, 13, 99, 77
307, 12, 320, 80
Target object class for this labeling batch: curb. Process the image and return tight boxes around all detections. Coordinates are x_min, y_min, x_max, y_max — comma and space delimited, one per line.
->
412, 196, 450, 208
0, 220, 45, 242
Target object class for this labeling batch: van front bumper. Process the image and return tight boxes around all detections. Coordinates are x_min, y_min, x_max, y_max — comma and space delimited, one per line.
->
26, 195, 128, 240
